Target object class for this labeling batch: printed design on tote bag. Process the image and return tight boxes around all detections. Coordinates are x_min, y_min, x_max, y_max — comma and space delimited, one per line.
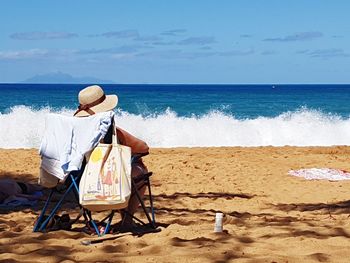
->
82, 145, 122, 202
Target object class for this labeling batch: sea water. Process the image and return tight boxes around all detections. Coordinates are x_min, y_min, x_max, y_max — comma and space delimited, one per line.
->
0, 84, 350, 148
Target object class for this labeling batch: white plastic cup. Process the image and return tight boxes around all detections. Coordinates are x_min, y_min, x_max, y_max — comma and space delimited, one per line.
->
214, 212, 223, 232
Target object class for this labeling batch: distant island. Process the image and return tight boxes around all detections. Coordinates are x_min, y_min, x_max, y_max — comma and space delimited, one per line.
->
22, 72, 115, 84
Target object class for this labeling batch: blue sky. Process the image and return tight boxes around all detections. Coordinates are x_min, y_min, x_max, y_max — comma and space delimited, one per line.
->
0, 0, 349, 84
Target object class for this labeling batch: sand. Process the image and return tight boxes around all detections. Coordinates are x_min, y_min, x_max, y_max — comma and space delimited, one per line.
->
1, 146, 350, 262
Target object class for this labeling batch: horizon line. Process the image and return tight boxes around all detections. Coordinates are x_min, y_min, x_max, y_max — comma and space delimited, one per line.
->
1, 82, 350, 86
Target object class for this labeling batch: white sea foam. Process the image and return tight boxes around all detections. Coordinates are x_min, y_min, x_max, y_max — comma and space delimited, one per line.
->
1, 106, 350, 149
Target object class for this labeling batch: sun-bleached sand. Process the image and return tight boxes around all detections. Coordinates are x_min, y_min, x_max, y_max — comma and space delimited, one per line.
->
1, 146, 350, 262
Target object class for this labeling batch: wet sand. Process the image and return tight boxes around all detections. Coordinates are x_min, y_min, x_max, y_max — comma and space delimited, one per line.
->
1, 147, 350, 262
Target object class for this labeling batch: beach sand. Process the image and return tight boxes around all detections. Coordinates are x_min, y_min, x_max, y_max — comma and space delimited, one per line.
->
1, 147, 350, 262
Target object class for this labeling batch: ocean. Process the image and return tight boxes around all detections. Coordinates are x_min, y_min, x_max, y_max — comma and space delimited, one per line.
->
1, 83, 350, 148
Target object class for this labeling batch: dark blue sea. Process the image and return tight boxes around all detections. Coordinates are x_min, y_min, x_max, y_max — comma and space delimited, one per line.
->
0, 83, 350, 148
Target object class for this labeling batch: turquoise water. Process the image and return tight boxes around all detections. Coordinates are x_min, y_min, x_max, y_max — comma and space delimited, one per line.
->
1, 84, 350, 118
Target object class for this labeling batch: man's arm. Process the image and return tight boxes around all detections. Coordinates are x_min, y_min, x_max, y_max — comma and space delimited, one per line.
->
116, 127, 149, 155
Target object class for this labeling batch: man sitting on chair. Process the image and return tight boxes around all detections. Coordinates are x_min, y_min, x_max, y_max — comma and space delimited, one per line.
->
74, 85, 149, 230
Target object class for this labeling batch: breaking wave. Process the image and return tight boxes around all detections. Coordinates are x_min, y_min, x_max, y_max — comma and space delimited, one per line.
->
1, 105, 350, 148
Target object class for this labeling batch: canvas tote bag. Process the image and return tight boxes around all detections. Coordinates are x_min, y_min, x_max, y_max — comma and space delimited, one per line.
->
79, 124, 132, 211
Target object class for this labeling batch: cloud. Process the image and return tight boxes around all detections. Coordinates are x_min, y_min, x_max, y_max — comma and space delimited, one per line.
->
298, 48, 350, 58
264, 31, 323, 42
152, 41, 176, 46
79, 44, 152, 55
100, 30, 139, 39
134, 35, 162, 42
161, 29, 187, 36
92, 30, 162, 43
0, 45, 254, 62
199, 46, 212, 50
0, 49, 77, 60
178, 36, 216, 45
136, 48, 253, 60
261, 50, 277, 55
296, 49, 309, 54
80, 46, 137, 55
137, 49, 216, 60
217, 49, 254, 56
10, 31, 78, 40
0, 49, 50, 59
240, 34, 252, 38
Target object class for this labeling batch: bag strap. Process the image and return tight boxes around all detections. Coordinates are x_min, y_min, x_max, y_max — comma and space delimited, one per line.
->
98, 118, 118, 176
99, 144, 112, 176
104, 117, 119, 144
112, 121, 118, 144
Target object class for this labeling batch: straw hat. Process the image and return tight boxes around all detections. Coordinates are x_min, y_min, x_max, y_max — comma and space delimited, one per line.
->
74, 85, 118, 117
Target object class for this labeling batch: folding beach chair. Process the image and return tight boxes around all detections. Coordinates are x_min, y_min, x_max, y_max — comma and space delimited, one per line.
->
34, 119, 158, 237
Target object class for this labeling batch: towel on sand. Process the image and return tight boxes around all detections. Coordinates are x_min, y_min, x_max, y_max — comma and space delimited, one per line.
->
0, 191, 43, 209
288, 168, 350, 181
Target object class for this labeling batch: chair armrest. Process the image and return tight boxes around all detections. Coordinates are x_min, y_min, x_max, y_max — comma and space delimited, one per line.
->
131, 152, 149, 163
133, 172, 153, 184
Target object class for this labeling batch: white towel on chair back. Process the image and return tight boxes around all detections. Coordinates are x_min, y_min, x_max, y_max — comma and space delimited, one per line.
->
39, 112, 114, 180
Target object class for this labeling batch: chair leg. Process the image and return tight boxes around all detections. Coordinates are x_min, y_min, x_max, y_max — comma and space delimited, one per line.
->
71, 175, 90, 223
70, 173, 101, 235
131, 178, 157, 228
103, 211, 115, 235
38, 182, 76, 231
33, 189, 54, 232
34, 173, 89, 233
85, 211, 101, 236
146, 179, 156, 227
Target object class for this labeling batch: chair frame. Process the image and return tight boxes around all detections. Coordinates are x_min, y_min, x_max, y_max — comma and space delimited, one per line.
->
33, 157, 157, 237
